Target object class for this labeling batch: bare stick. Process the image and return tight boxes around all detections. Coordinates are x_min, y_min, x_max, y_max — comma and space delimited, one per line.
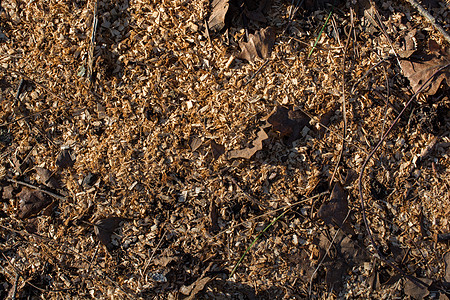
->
87, 0, 99, 84
405, 0, 450, 45
358, 62, 450, 289
7, 178, 66, 201
330, 8, 354, 187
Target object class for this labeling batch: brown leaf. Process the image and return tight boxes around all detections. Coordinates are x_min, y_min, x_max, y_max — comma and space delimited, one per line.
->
94, 217, 124, 249
2, 185, 15, 200
190, 137, 203, 152
324, 260, 347, 292
400, 52, 450, 96
267, 106, 310, 144
237, 27, 275, 63
17, 187, 51, 219
209, 198, 220, 233
56, 148, 75, 169
227, 127, 268, 159
444, 252, 450, 282
208, 0, 230, 32
404, 278, 432, 300
35, 167, 61, 189
317, 183, 348, 227
210, 140, 225, 160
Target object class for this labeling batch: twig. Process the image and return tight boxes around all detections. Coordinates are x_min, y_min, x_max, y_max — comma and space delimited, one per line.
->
330, 8, 354, 187
243, 59, 270, 86
405, 0, 450, 45
143, 229, 167, 276
229, 177, 267, 209
7, 178, 66, 201
87, 0, 99, 84
358, 62, 450, 289
210, 191, 329, 241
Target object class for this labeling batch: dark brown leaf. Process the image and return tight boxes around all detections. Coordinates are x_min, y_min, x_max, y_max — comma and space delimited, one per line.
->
317, 182, 348, 227
227, 127, 268, 159
267, 106, 310, 144
56, 148, 75, 169
324, 260, 347, 292
209, 198, 220, 233
35, 167, 61, 189
444, 252, 450, 282
210, 140, 225, 160
17, 187, 51, 219
400, 52, 450, 96
237, 27, 275, 63
404, 278, 432, 300
94, 217, 124, 249
2, 185, 15, 200
208, 0, 229, 32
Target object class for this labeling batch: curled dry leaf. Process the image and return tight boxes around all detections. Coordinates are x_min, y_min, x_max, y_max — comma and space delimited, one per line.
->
404, 278, 432, 300
400, 52, 450, 96
17, 187, 51, 219
227, 127, 268, 159
267, 106, 310, 144
56, 148, 75, 169
237, 27, 275, 63
94, 217, 124, 249
317, 183, 350, 230
210, 140, 225, 160
208, 0, 230, 32
35, 167, 61, 189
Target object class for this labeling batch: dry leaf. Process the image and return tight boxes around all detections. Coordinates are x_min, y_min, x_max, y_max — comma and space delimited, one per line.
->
56, 148, 75, 169
2, 185, 15, 200
404, 278, 432, 300
17, 187, 51, 219
209, 198, 220, 233
227, 127, 268, 159
208, 0, 230, 32
318, 183, 349, 227
94, 217, 124, 249
400, 52, 450, 95
237, 27, 275, 63
267, 106, 310, 144
210, 140, 225, 160
35, 167, 61, 189
444, 252, 450, 282
190, 137, 203, 152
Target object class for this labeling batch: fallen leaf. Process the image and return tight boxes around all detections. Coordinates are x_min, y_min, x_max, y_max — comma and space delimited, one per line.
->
400, 52, 450, 95
317, 182, 349, 228
17, 187, 51, 219
324, 260, 347, 292
404, 278, 432, 300
94, 217, 124, 249
209, 198, 220, 233
208, 0, 230, 32
210, 140, 225, 160
267, 106, 310, 144
237, 27, 275, 63
190, 137, 203, 152
35, 167, 61, 189
56, 148, 75, 169
2, 185, 15, 200
82, 173, 98, 189
444, 252, 450, 282
227, 127, 268, 159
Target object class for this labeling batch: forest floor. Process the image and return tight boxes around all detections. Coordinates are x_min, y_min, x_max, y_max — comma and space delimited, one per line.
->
0, 0, 450, 299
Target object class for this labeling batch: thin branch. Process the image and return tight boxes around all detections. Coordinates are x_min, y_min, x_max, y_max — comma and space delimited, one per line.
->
405, 0, 450, 45
7, 178, 67, 201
